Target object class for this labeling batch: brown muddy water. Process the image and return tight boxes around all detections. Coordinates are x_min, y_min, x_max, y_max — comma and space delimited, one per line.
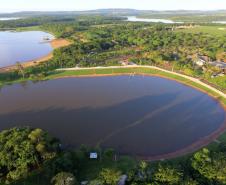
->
0, 76, 225, 157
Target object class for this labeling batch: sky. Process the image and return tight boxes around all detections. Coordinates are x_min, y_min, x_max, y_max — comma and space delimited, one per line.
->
0, 0, 226, 13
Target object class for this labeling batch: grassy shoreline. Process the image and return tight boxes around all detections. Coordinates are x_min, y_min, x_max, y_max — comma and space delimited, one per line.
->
1, 66, 226, 160
47, 67, 226, 105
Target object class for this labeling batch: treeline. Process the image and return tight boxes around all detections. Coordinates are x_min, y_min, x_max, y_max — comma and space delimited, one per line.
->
0, 16, 225, 89
0, 16, 76, 29
0, 127, 224, 185
0, 15, 125, 30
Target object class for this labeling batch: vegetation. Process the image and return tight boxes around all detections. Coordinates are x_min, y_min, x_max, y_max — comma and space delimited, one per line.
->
0, 127, 224, 185
0, 13, 225, 185
51, 172, 78, 185
0, 15, 225, 91
0, 127, 59, 184
137, 11, 226, 23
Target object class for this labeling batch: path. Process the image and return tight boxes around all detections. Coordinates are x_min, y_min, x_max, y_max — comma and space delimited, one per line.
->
56, 65, 226, 99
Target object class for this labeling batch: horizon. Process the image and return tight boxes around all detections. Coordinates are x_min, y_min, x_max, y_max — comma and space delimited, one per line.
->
1, 8, 226, 14
0, 0, 226, 13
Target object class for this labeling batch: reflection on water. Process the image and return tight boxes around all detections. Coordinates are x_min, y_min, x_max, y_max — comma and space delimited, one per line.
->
0, 76, 225, 157
0, 31, 54, 67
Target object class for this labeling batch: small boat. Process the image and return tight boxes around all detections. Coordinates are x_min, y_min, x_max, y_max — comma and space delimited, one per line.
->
43, 36, 50, 41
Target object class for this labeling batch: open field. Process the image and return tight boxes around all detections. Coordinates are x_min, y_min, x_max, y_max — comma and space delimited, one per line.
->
176, 25, 226, 37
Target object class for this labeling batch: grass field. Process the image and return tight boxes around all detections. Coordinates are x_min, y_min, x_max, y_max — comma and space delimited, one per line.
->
16, 26, 42, 31
176, 25, 226, 37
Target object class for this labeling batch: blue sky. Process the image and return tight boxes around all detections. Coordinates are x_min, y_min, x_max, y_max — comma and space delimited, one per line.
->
0, 0, 226, 12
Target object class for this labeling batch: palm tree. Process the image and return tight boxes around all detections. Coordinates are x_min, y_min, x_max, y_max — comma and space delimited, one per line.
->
16, 62, 25, 79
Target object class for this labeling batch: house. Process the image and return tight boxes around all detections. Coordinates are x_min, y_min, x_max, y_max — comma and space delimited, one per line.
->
89, 152, 98, 159
173, 24, 198, 30
209, 60, 226, 70
119, 59, 136, 66
194, 55, 210, 66
194, 58, 206, 66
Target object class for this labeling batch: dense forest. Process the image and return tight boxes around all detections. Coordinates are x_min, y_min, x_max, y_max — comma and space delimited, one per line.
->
0, 127, 224, 185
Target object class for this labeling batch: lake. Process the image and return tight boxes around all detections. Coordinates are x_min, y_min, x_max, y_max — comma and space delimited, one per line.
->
0, 75, 225, 158
127, 16, 184, 24
0, 17, 21, 21
0, 31, 54, 68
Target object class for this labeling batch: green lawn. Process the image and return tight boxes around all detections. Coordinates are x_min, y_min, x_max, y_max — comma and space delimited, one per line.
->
16, 26, 42, 32
176, 26, 226, 37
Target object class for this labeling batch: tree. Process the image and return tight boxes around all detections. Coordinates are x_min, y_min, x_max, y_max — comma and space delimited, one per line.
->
99, 168, 121, 185
0, 127, 59, 183
182, 179, 198, 185
154, 165, 182, 185
192, 148, 226, 184
51, 172, 77, 185
138, 161, 149, 182
16, 62, 25, 79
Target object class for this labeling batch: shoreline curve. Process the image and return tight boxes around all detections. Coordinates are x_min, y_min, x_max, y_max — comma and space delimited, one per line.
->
0, 38, 71, 73
50, 68, 226, 160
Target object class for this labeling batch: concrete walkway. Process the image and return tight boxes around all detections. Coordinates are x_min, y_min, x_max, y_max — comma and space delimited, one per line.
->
56, 65, 226, 99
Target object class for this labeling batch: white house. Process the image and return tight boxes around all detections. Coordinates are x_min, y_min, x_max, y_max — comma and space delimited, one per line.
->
194, 58, 206, 66
89, 152, 98, 159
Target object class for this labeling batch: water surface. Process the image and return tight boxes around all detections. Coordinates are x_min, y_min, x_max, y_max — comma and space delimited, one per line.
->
0, 76, 225, 157
127, 16, 183, 24
212, 21, 226, 24
0, 31, 54, 68
0, 17, 21, 21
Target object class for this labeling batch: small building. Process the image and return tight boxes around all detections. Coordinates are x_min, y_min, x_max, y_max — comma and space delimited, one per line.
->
209, 61, 226, 70
194, 55, 210, 66
194, 58, 206, 66
119, 59, 136, 66
89, 152, 98, 159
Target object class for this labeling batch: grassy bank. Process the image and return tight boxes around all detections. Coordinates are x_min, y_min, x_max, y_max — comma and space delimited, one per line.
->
1, 66, 226, 152
46, 67, 226, 106
175, 25, 226, 37
1, 66, 225, 107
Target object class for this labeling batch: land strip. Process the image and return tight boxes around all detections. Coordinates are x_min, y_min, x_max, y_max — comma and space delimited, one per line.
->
56, 65, 226, 100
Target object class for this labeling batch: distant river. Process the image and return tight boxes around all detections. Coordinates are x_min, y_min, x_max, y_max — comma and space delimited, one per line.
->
212, 21, 226, 24
0, 31, 54, 68
0, 17, 21, 21
127, 16, 183, 24
0, 76, 225, 158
